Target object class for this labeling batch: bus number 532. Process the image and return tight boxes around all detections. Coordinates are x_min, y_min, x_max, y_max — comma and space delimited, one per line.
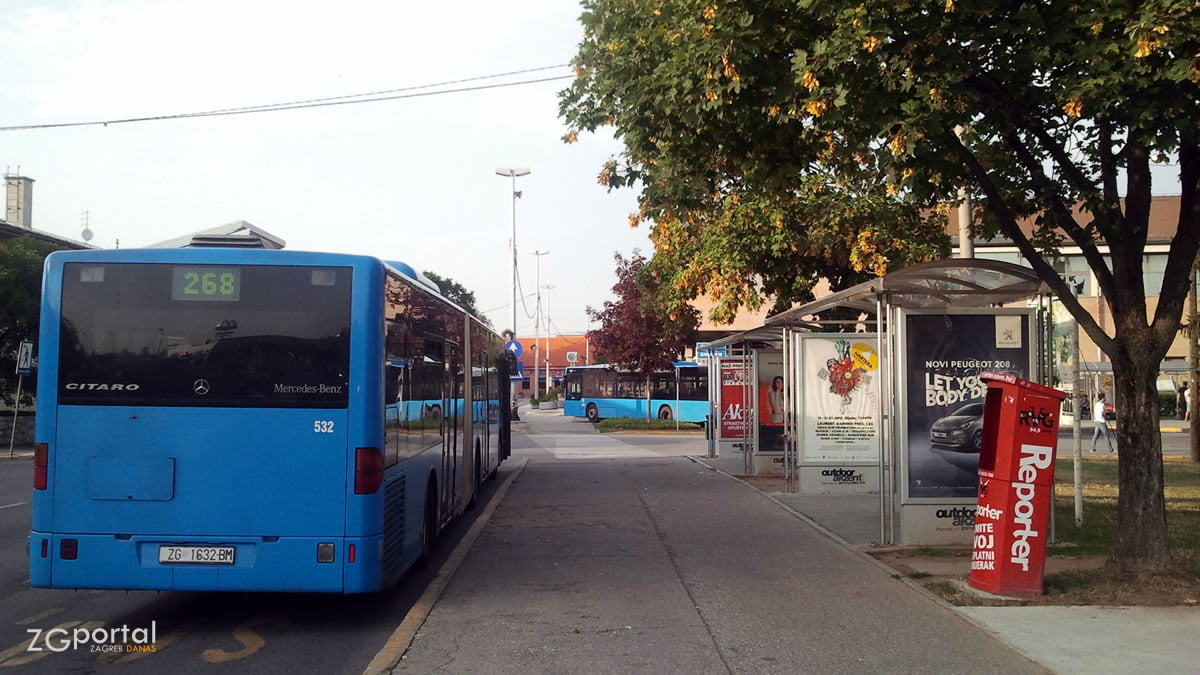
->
314, 420, 334, 433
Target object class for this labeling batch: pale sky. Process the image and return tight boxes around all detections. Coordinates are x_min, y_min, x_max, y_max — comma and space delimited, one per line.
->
1, 0, 650, 338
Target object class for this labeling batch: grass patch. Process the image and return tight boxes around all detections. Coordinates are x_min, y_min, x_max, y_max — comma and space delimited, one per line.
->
924, 581, 971, 606
1052, 458, 1200, 558
892, 457, 1200, 606
909, 546, 968, 558
594, 417, 704, 433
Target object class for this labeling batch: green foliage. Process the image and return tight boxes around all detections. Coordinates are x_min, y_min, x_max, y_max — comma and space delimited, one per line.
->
1159, 390, 1179, 418
588, 251, 699, 374
0, 238, 55, 406
562, 0, 1200, 563
595, 417, 704, 432
531, 386, 563, 404
422, 270, 493, 328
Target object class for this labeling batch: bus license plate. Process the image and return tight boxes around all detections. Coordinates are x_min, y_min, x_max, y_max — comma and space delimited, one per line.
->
158, 545, 236, 565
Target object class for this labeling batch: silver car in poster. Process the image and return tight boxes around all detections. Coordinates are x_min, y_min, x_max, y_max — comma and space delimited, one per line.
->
929, 402, 985, 453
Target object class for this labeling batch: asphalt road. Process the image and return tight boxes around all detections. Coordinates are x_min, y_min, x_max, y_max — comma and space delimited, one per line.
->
0, 456, 514, 673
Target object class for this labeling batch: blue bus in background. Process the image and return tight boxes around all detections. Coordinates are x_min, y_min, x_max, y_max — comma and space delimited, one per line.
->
563, 363, 708, 424
29, 248, 511, 593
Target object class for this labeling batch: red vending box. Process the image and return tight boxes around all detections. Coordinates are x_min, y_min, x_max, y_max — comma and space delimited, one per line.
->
969, 371, 1066, 596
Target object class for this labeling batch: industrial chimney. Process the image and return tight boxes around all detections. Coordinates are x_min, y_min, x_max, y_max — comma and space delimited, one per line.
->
5, 173, 34, 230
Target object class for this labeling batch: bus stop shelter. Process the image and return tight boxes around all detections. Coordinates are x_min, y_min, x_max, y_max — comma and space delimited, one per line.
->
706, 259, 1051, 546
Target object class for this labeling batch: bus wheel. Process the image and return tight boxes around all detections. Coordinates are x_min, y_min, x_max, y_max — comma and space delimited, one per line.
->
586, 404, 600, 423
426, 404, 442, 419
658, 405, 673, 420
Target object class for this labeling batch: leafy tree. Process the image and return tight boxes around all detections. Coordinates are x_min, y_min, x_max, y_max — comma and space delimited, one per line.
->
561, 0, 1200, 566
0, 238, 56, 406
648, 171, 949, 322
588, 251, 699, 420
423, 271, 494, 328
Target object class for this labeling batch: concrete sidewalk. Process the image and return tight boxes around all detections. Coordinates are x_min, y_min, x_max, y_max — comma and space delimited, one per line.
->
695, 449, 1200, 675
399, 444, 1046, 673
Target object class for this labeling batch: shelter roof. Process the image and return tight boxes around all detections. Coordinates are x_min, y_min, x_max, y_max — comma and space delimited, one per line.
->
701, 325, 788, 351
766, 258, 1046, 326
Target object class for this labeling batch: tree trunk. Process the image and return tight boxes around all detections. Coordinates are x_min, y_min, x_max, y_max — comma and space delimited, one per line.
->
1110, 329, 1171, 566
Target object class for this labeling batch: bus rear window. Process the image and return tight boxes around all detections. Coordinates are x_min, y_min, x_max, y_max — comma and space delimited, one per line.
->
58, 263, 351, 408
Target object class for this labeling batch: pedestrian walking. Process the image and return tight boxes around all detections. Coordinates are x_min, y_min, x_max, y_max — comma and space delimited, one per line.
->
1091, 391, 1114, 453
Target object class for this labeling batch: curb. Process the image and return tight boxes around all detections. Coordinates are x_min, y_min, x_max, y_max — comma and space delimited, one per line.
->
362, 457, 529, 675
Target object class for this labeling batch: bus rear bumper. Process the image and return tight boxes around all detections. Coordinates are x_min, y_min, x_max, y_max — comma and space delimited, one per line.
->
28, 532, 385, 593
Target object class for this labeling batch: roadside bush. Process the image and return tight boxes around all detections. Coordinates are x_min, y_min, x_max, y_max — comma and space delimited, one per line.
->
594, 417, 703, 432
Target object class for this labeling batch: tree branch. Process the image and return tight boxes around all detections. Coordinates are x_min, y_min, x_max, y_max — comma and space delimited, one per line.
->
948, 131, 1114, 353
1152, 125, 1200, 346
993, 126, 1116, 296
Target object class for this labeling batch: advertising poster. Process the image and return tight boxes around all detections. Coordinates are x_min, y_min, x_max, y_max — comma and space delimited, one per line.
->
801, 336, 880, 463
718, 359, 750, 440
905, 312, 1030, 499
755, 349, 785, 453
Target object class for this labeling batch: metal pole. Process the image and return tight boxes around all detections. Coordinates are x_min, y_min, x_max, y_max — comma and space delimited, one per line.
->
510, 172, 518, 353
511, 172, 520, 420
708, 357, 718, 458
496, 167, 530, 420
877, 295, 887, 545
673, 365, 680, 430
545, 284, 555, 399
1072, 320, 1084, 526
739, 343, 748, 470
8, 375, 22, 458
530, 251, 548, 402
1190, 266, 1198, 462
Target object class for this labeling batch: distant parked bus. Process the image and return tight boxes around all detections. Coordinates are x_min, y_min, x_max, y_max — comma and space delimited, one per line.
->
563, 363, 708, 423
30, 248, 510, 593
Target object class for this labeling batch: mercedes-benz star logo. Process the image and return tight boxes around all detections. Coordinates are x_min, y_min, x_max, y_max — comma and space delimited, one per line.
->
193, 379, 211, 396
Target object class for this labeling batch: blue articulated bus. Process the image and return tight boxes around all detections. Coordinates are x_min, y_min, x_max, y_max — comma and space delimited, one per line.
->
29, 248, 511, 593
563, 363, 708, 424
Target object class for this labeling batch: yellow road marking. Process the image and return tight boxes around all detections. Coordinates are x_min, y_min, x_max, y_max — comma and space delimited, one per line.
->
201, 616, 289, 663
15, 608, 61, 626
1, 621, 101, 667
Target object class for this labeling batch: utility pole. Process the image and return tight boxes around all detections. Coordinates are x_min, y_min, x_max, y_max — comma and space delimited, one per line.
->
530, 250, 549, 402
1072, 320, 1084, 525
495, 167, 529, 419
544, 284, 556, 396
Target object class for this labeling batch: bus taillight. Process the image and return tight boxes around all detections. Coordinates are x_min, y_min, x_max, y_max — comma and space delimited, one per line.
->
354, 447, 383, 494
33, 443, 48, 490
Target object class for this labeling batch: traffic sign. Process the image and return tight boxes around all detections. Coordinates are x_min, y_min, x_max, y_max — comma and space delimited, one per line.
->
566, 351, 579, 364
509, 360, 526, 382
15, 340, 33, 376
504, 340, 524, 359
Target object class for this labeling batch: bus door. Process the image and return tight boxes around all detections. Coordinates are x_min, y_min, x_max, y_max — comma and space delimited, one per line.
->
441, 340, 462, 518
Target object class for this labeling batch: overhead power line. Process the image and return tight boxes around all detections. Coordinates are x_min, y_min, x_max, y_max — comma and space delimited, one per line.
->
1, 64, 572, 132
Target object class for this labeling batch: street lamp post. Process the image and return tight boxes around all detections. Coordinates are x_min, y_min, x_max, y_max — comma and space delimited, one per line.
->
496, 168, 530, 416
530, 250, 549, 401
544, 283, 555, 397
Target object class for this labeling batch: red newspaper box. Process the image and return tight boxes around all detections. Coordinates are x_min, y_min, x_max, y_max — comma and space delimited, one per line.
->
969, 371, 1066, 596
